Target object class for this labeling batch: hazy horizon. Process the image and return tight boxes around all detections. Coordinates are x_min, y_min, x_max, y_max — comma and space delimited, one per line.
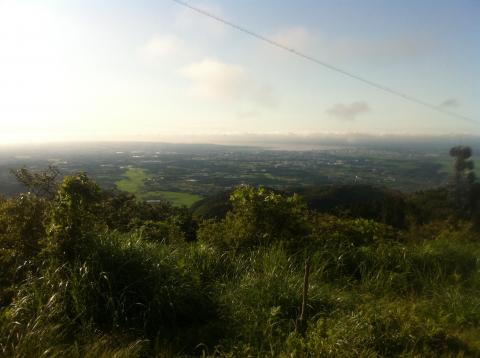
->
1, 132, 479, 152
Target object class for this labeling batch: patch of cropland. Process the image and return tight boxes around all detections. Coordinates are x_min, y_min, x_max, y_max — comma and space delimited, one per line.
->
115, 167, 203, 207
115, 167, 148, 193
138, 190, 203, 207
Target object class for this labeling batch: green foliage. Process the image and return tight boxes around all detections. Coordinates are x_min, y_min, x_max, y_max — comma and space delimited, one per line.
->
296, 184, 408, 228
0, 193, 48, 305
191, 190, 233, 220
198, 186, 309, 250
133, 219, 184, 244
0, 233, 219, 356
99, 190, 141, 232
47, 174, 104, 260
298, 300, 473, 357
1, 172, 480, 356
307, 215, 479, 295
0, 193, 47, 259
10, 165, 60, 199
406, 187, 456, 225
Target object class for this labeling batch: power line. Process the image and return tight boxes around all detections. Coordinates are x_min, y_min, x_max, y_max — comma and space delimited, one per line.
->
171, 0, 477, 124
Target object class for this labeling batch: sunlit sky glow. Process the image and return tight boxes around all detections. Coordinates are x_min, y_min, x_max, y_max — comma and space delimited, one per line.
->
0, 0, 479, 143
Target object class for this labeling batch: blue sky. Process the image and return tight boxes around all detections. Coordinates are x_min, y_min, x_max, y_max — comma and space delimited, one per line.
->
0, 0, 478, 143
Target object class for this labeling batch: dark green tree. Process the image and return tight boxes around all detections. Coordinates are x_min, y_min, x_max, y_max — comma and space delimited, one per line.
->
47, 173, 103, 260
449, 146, 476, 215
11, 165, 60, 199
198, 185, 309, 250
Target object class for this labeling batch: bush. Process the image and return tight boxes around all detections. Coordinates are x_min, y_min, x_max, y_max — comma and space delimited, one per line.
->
0, 194, 48, 305
133, 219, 184, 244
198, 186, 310, 250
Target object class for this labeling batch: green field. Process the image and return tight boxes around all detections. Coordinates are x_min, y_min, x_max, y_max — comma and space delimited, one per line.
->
115, 168, 149, 193
139, 191, 203, 207
115, 168, 202, 207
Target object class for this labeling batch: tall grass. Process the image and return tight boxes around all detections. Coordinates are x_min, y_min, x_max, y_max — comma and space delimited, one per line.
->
1, 184, 480, 356
1, 233, 221, 357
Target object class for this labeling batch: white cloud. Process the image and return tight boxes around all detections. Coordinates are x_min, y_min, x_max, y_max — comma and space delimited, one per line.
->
179, 59, 248, 99
140, 34, 187, 61
326, 102, 370, 121
179, 58, 276, 107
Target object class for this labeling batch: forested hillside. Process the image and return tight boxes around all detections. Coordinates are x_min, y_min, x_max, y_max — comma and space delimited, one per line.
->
1, 167, 480, 357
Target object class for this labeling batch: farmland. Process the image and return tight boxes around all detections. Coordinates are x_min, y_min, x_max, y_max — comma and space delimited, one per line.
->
116, 168, 203, 206
0, 141, 478, 207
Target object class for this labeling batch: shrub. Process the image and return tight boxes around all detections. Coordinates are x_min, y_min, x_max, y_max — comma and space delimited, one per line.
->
198, 186, 310, 250
0, 194, 48, 305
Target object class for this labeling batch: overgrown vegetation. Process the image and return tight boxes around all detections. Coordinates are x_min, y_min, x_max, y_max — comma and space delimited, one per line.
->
1, 165, 480, 357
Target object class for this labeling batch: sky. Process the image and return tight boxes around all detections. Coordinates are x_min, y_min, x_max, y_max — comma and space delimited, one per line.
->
0, 0, 479, 143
